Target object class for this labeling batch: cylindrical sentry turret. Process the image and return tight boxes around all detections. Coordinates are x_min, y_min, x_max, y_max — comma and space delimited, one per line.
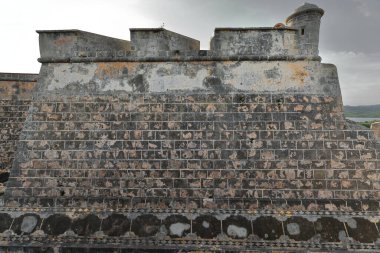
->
286, 3, 324, 56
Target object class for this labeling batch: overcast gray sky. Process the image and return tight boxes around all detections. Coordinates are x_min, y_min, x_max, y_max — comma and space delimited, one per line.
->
0, 0, 379, 105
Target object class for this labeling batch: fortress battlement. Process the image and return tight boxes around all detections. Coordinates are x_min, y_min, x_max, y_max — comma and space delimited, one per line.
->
38, 3, 324, 63
34, 3, 337, 99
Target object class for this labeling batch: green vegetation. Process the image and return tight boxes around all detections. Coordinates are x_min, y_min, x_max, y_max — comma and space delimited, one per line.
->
359, 120, 380, 128
344, 104, 380, 117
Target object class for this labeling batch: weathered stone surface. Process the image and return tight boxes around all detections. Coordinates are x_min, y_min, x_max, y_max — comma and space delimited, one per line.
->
34, 61, 340, 95
20, 215, 38, 234
41, 214, 71, 235
192, 215, 221, 239
131, 214, 160, 237
0, 74, 37, 195
6, 92, 377, 202
0, 171, 9, 183
222, 216, 252, 239
284, 216, 315, 241
71, 214, 101, 236
12, 214, 41, 235
346, 217, 379, 243
102, 214, 130, 236
164, 215, 191, 238
210, 28, 300, 57
252, 216, 283, 240
1, 2, 380, 252
0, 211, 378, 251
0, 213, 12, 232
315, 217, 346, 242
38, 30, 131, 59
130, 28, 199, 56
0, 247, 54, 253
286, 3, 324, 56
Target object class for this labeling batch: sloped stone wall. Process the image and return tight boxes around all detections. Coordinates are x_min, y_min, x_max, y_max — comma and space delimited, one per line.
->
2, 89, 380, 251
0, 73, 38, 195
7, 92, 379, 202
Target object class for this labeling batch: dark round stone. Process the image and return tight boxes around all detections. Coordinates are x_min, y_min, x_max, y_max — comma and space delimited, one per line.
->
71, 214, 101, 236
315, 217, 345, 242
131, 214, 160, 237
0, 171, 10, 183
102, 214, 130, 236
0, 213, 13, 233
12, 214, 41, 235
164, 215, 190, 238
252, 216, 283, 240
346, 217, 379, 243
192, 215, 221, 239
42, 214, 71, 235
284, 216, 315, 241
222, 215, 252, 239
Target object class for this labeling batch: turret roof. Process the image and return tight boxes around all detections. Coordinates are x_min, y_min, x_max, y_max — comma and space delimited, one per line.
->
286, 2, 324, 22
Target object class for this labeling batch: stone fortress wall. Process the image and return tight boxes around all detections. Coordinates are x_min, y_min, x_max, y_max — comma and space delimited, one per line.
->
1, 3, 380, 253
0, 73, 38, 195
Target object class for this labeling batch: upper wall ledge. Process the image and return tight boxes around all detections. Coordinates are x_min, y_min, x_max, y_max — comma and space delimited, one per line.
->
214, 27, 297, 31
37, 3, 325, 63
38, 54, 322, 63
0, 72, 39, 82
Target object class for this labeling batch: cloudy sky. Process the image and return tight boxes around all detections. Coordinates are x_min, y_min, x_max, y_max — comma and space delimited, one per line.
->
0, 0, 379, 105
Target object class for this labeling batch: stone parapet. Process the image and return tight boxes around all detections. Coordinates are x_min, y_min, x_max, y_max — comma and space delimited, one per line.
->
36, 3, 325, 64
130, 28, 200, 56
37, 30, 131, 59
210, 27, 300, 57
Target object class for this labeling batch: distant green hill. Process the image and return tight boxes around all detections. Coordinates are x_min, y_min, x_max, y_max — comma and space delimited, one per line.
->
344, 104, 380, 118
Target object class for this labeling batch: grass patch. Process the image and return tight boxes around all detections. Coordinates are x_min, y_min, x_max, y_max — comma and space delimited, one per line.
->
359, 120, 380, 128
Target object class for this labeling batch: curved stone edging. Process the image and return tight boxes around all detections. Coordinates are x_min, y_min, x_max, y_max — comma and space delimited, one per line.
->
0, 212, 379, 244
